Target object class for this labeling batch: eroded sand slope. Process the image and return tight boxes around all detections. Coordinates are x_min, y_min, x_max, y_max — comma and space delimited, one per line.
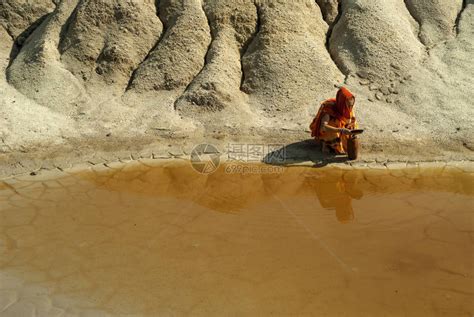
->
0, 0, 473, 163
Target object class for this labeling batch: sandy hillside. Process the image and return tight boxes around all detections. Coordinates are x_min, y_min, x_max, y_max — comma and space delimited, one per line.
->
0, 0, 473, 172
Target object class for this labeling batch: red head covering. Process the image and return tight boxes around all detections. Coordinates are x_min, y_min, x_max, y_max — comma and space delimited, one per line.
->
335, 87, 354, 120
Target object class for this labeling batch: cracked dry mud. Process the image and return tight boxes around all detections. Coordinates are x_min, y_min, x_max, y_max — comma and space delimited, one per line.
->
0, 161, 473, 316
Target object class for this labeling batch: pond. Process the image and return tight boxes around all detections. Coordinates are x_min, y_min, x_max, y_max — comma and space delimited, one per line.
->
0, 161, 472, 316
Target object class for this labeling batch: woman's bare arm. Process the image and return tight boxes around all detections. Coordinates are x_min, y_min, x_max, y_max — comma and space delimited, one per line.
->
321, 114, 351, 134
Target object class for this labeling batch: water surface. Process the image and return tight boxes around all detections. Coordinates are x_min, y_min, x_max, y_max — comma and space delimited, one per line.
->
0, 162, 473, 316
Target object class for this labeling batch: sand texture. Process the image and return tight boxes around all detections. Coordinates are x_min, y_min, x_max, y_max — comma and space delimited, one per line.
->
0, 0, 473, 168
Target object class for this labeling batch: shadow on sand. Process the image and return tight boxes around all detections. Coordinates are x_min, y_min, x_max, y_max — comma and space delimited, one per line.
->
263, 139, 350, 168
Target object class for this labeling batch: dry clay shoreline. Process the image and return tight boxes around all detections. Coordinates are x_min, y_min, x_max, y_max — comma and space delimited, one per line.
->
0, 113, 473, 179
0, 136, 473, 181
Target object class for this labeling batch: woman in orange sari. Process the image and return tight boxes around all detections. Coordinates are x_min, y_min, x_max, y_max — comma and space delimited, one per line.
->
310, 87, 358, 154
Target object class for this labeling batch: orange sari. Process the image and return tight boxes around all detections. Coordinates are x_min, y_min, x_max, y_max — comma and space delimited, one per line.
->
310, 87, 357, 154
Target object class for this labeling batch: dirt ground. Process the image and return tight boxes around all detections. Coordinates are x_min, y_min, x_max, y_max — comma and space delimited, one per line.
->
0, 0, 473, 178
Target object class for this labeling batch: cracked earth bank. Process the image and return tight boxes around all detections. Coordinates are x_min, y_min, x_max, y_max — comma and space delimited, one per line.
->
0, 0, 474, 171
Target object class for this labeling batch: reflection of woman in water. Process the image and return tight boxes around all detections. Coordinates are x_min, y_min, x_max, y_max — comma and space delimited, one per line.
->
312, 174, 364, 223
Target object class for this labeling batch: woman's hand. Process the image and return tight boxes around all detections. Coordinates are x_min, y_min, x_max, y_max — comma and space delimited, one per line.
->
339, 128, 352, 135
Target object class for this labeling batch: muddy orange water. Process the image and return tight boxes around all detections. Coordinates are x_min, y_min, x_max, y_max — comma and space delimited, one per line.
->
0, 161, 473, 316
